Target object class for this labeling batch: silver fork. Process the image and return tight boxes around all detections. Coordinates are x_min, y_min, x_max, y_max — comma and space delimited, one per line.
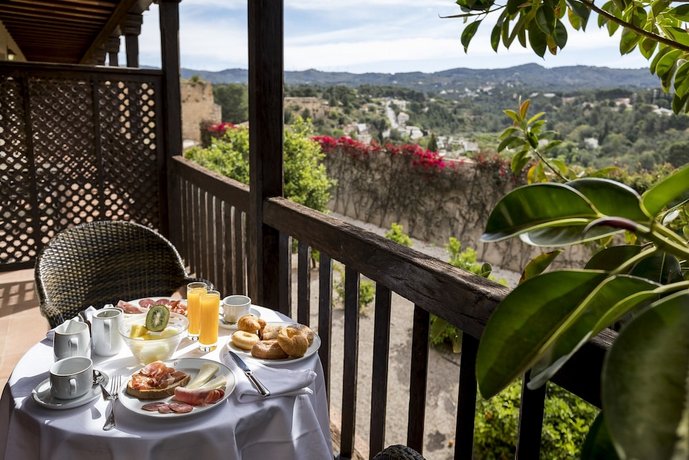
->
102, 375, 122, 431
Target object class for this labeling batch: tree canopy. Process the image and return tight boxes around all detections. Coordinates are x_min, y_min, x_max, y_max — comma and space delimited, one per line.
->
447, 0, 689, 112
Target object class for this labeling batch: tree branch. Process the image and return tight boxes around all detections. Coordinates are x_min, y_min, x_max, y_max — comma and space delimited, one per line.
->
583, 0, 689, 53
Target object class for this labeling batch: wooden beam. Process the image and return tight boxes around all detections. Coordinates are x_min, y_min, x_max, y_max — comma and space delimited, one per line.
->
247, 0, 284, 309
0, 4, 110, 20
79, 0, 139, 64
0, 8, 104, 25
159, 0, 182, 240
10, 0, 111, 15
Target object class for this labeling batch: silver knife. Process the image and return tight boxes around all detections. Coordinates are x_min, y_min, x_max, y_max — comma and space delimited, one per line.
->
229, 351, 271, 397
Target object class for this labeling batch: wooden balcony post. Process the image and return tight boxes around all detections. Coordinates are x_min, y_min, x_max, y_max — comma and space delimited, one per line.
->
106, 33, 120, 67
159, 0, 182, 240
124, 12, 143, 68
247, 0, 283, 309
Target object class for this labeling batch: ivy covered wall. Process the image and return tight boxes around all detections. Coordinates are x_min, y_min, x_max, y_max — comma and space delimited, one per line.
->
316, 136, 591, 273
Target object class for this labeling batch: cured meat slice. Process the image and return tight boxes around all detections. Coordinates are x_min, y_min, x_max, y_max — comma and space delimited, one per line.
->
138, 298, 156, 308
117, 300, 147, 314
141, 402, 168, 412
168, 402, 194, 413
173, 386, 225, 406
157, 404, 174, 414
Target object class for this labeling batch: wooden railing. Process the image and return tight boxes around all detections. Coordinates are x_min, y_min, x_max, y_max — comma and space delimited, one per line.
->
169, 156, 611, 459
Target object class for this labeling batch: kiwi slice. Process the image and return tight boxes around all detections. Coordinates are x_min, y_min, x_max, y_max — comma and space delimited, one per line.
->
146, 305, 170, 332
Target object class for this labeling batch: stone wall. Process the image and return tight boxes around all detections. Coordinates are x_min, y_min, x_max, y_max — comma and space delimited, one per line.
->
181, 79, 221, 143
323, 150, 591, 273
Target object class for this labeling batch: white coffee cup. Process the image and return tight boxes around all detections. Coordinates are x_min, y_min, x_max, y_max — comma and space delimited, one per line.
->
222, 295, 251, 324
91, 308, 123, 356
53, 320, 91, 361
50, 356, 93, 400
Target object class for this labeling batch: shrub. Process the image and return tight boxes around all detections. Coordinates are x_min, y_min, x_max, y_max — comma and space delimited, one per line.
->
385, 223, 412, 247
333, 263, 375, 313
186, 117, 333, 213
473, 380, 599, 459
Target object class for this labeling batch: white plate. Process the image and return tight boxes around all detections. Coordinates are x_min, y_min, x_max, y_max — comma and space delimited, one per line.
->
218, 306, 262, 330
118, 358, 235, 418
226, 324, 321, 366
32, 371, 109, 410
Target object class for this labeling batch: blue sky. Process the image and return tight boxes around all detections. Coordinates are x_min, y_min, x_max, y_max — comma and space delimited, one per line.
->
137, 0, 649, 73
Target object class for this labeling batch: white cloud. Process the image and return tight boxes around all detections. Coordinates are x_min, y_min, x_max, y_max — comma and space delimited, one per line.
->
136, 0, 648, 72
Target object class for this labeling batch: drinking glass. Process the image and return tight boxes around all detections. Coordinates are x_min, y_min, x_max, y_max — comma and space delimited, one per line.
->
186, 282, 208, 341
199, 290, 220, 351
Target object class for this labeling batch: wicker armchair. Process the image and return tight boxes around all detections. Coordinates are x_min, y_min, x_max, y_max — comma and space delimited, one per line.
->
36, 220, 204, 327
372, 445, 426, 460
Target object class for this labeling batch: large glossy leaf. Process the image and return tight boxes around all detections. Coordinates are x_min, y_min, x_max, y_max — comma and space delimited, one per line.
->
476, 270, 607, 398
642, 162, 689, 216
585, 245, 644, 271
529, 275, 660, 388
581, 413, 620, 460
520, 222, 620, 247
482, 183, 599, 242
630, 251, 684, 284
603, 292, 689, 459
568, 178, 650, 222
519, 249, 563, 284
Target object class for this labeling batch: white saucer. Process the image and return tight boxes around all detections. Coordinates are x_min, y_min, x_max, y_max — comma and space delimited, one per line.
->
218, 306, 261, 330
32, 371, 109, 410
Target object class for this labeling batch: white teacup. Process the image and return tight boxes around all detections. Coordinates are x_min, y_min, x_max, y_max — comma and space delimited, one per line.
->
53, 320, 91, 361
222, 295, 251, 324
50, 356, 93, 400
92, 308, 123, 356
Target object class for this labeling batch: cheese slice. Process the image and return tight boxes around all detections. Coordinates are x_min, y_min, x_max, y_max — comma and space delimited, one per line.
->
186, 363, 219, 390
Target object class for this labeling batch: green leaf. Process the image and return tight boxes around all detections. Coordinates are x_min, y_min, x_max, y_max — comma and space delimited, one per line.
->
672, 91, 689, 113
580, 414, 621, 460
503, 108, 520, 123
619, 27, 641, 54
585, 245, 644, 271
650, 45, 671, 74
529, 274, 660, 388
477, 270, 608, 398
519, 98, 531, 118
491, 23, 502, 51
630, 251, 684, 284
520, 223, 621, 246
669, 4, 689, 21
526, 111, 545, 124
603, 292, 689, 460
568, 178, 650, 222
639, 37, 657, 60
482, 183, 599, 242
511, 149, 531, 174
566, 0, 591, 29
674, 61, 689, 99
607, 19, 620, 36
642, 162, 689, 215
528, 21, 548, 57
536, 5, 556, 34
461, 20, 483, 52
519, 249, 563, 284
553, 20, 568, 48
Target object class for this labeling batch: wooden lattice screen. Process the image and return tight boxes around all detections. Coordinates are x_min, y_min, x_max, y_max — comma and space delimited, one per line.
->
0, 63, 165, 272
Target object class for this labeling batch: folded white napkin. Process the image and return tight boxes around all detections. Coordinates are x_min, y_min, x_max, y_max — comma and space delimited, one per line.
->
223, 355, 316, 403
45, 306, 98, 340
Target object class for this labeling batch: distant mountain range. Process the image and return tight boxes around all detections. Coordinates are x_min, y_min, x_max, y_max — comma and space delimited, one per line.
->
180, 63, 660, 92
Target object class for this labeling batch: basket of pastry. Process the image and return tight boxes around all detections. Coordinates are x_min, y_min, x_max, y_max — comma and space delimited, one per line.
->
229, 314, 319, 362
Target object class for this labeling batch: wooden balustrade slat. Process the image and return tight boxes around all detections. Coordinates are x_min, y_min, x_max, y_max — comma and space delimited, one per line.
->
214, 196, 224, 295
234, 209, 245, 295
277, 233, 291, 316
183, 180, 193, 268
317, 253, 333, 406
204, 192, 213, 285
222, 201, 233, 296
192, 185, 202, 280
297, 241, 310, 326
170, 157, 249, 213
516, 373, 546, 459
340, 266, 360, 458
369, 284, 392, 457
407, 305, 430, 454
455, 334, 479, 460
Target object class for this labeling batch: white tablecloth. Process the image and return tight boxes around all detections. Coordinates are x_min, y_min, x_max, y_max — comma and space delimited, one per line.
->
0, 307, 333, 460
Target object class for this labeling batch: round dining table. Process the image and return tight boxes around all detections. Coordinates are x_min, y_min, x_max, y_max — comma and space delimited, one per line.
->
0, 306, 333, 460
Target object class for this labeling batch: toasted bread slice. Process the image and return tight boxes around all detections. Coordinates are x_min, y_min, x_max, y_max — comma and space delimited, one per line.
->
126, 373, 191, 400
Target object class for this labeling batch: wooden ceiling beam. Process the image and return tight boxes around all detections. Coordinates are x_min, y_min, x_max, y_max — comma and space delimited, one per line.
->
0, 4, 111, 20
54, 0, 118, 8
0, 15, 102, 29
10, 0, 112, 15
0, 8, 105, 25
80, 0, 139, 64
3, 22, 97, 34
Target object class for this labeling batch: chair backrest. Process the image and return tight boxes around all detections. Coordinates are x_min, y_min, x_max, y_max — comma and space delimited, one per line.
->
36, 221, 192, 327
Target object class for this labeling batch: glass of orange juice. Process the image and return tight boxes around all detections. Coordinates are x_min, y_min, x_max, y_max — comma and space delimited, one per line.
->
199, 289, 220, 351
186, 282, 207, 341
